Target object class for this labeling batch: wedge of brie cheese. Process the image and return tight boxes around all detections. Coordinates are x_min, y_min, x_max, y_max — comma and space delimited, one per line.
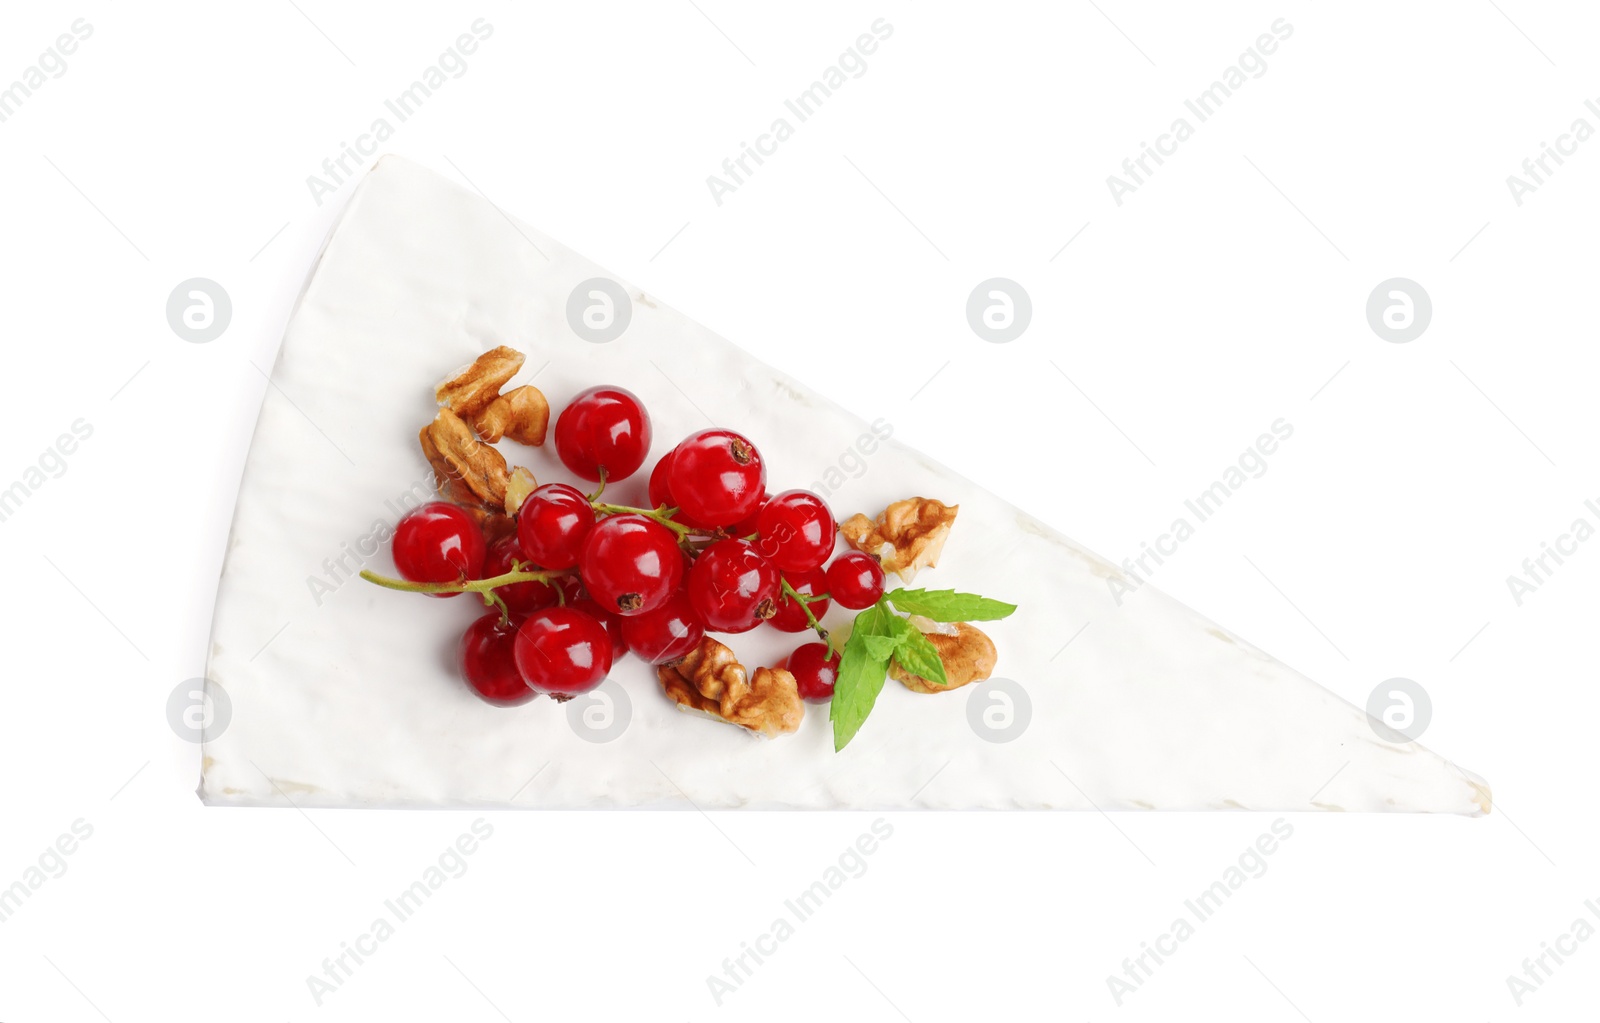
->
201, 156, 1489, 815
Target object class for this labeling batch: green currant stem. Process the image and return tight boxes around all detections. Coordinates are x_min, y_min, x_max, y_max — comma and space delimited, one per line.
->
590, 501, 696, 537
586, 467, 608, 504
360, 566, 569, 596
781, 577, 829, 643
481, 587, 512, 626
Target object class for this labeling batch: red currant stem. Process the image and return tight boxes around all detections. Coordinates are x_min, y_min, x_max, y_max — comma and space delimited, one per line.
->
586, 467, 608, 504
781, 577, 829, 642
359, 566, 569, 596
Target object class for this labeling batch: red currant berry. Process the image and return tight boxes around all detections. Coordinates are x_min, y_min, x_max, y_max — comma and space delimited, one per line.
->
517, 483, 596, 570
459, 613, 537, 705
827, 551, 885, 610
554, 386, 652, 483
579, 514, 684, 616
647, 449, 712, 531
513, 606, 613, 696
619, 590, 705, 664
570, 597, 629, 662
756, 490, 836, 571
786, 642, 841, 701
552, 573, 584, 607
483, 536, 560, 614
688, 539, 779, 633
393, 502, 486, 597
766, 568, 830, 633
729, 491, 770, 540
668, 428, 766, 527
647, 452, 675, 510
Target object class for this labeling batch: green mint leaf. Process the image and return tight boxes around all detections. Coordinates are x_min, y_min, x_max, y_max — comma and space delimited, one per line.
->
829, 601, 896, 751
861, 635, 899, 660
884, 615, 949, 687
885, 588, 1018, 622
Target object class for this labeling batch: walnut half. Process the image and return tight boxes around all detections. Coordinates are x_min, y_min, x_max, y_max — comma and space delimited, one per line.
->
890, 619, 997, 694
840, 497, 959, 582
474, 385, 549, 446
436, 346, 550, 448
435, 346, 525, 419
659, 637, 803, 737
420, 408, 510, 507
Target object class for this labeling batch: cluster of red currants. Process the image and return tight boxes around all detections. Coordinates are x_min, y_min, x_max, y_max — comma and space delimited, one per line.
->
385, 385, 887, 708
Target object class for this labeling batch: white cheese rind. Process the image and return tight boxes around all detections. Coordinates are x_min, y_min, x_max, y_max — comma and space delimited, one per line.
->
201, 157, 1489, 815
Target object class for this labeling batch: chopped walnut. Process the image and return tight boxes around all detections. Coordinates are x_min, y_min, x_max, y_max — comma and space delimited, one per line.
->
840, 497, 959, 582
503, 467, 538, 516
419, 421, 484, 509
421, 409, 510, 507
659, 637, 803, 737
435, 346, 526, 419
890, 619, 997, 694
474, 385, 550, 447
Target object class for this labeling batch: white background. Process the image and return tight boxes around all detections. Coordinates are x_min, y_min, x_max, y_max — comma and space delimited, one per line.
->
1, 1, 1595, 1019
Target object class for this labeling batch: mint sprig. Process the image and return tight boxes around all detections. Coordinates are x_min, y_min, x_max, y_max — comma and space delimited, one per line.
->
829, 601, 896, 751
829, 587, 1017, 750
884, 614, 948, 687
884, 587, 1017, 622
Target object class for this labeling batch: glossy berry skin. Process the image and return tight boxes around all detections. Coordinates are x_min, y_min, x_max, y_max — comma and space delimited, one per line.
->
766, 568, 830, 633
552, 573, 584, 607
517, 484, 596, 570
620, 590, 704, 664
513, 606, 613, 696
786, 642, 841, 701
668, 428, 766, 527
579, 514, 684, 616
459, 613, 537, 706
483, 536, 559, 614
647, 450, 712, 531
827, 551, 886, 610
756, 490, 836, 571
554, 386, 652, 483
570, 597, 628, 662
647, 452, 675, 510
729, 492, 770, 540
688, 539, 779, 633
393, 502, 486, 597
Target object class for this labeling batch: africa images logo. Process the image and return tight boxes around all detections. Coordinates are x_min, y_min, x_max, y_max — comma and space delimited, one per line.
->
0, 19, 94, 125
1104, 19, 1294, 206
705, 18, 894, 206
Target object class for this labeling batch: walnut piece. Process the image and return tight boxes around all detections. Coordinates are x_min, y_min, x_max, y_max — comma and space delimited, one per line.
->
659, 637, 803, 737
421, 409, 510, 507
890, 620, 997, 694
474, 385, 550, 447
840, 497, 959, 582
419, 421, 484, 509
435, 346, 526, 419
503, 467, 538, 516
